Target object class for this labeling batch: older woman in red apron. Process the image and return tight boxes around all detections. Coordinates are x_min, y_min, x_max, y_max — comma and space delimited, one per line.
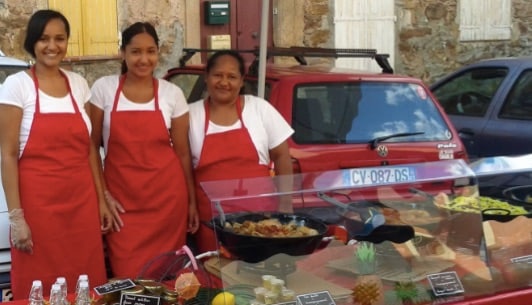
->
90, 22, 198, 279
188, 50, 294, 254
0, 10, 110, 299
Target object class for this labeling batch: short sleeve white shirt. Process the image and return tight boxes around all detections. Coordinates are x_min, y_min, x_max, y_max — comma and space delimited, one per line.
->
90, 75, 189, 154
0, 69, 92, 156
188, 95, 294, 168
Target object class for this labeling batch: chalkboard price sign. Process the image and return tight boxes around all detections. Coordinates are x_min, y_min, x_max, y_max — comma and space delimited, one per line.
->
296, 291, 336, 305
94, 279, 136, 295
120, 293, 160, 305
427, 271, 464, 296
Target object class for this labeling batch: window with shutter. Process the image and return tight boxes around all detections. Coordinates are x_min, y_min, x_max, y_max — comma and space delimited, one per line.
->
459, 0, 511, 41
48, 0, 119, 56
334, 0, 396, 72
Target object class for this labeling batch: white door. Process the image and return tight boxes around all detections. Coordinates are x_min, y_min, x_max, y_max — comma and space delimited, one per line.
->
334, 0, 396, 72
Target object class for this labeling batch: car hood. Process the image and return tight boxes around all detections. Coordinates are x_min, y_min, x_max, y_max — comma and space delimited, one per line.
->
0, 54, 29, 68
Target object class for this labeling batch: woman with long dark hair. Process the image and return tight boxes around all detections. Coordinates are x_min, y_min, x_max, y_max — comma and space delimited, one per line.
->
89, 22, 198, 278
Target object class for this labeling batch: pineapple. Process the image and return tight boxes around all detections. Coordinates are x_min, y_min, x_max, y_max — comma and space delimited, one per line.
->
351, 242, 383, 305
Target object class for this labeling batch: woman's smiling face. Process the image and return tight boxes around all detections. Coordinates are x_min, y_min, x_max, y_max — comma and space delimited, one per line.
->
34, 18, 68, 68
205, 54, 244, 104
122, 32, 159, 78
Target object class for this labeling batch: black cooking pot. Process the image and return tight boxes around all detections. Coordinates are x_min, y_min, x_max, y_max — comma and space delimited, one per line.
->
209, 212, 328, 263
502, 185, 532, 209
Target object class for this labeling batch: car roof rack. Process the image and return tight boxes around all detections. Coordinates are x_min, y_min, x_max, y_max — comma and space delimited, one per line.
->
178, 46, 393, 74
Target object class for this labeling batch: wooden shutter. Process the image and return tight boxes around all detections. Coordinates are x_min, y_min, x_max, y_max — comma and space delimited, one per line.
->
459, 0, 511, 41
334, 0, 395, 72
48, 0, 83, 56
81, 0, 119, 55
48, 0, 118, 56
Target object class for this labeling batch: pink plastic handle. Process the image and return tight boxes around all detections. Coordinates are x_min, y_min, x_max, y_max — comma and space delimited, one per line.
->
175, 245, 198, 270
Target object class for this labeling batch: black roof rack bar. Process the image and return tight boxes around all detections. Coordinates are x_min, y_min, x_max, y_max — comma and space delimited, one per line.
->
178, 48, 255, 67
178, 47, 393, 73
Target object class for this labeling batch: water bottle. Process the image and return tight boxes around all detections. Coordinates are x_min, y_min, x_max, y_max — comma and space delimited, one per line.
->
55, 277, 67, 305
49, 284, 62, 305
75, 281, 90, 305
28, 280, 44, 305
76, 274, 89, 292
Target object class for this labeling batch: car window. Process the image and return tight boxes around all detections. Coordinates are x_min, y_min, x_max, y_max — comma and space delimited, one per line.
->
500, 69, 532, 120
165, 73, 206, 103
292, 82, 452, 144
432, 68, 508, 117
243, 80, 271, 100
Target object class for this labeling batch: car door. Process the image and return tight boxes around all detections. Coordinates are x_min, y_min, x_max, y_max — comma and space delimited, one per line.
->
480, 69, 532, 156
431, 67, 509, 159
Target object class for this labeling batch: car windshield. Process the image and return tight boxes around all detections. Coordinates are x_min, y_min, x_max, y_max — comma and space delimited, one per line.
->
292, 82, 452, 144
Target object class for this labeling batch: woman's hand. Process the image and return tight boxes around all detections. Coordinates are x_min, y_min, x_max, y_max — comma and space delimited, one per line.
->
104, 190, 125, 232
187, 203, 199, 234
9, 208, 33, 253
98, 200, 114, 234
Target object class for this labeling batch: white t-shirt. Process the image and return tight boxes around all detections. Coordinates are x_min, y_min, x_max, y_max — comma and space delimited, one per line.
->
189, 95, 294, 168
0, 69, 92, 156
90, 75, 189, 154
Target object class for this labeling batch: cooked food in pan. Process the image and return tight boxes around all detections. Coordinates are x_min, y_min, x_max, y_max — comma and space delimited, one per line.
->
224, 218, 319, 237
434, 193, 528, 215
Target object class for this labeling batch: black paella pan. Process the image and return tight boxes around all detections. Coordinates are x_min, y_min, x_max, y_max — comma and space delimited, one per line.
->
208, 212, 329, 263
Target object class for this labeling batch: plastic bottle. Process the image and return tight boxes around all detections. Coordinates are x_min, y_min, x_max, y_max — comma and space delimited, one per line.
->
75, 280, 91, 305
55, 277, 67, 305
28, 280, 44, 305
76, 274, 89, 292
49, 284, 62, 305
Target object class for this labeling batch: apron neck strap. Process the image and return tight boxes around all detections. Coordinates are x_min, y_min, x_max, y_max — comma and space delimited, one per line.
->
31, 65, 79, 113
113, 74, 159, 111
203, 95, 244, 133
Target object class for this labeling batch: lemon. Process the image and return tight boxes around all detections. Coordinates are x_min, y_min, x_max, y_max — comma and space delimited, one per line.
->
212, 291, 235, 305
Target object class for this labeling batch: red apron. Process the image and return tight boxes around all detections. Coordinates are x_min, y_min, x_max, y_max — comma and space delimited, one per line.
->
194, 97, 274, 253
11, 67, 107, 299
104, 75, 188, 278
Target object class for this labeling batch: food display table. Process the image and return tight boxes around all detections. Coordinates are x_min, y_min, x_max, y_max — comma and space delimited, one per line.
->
4, 157, 531, 305
199, 158, 532, 305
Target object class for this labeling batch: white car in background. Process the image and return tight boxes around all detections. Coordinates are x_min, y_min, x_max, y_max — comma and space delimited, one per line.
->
0, 50, 29, 302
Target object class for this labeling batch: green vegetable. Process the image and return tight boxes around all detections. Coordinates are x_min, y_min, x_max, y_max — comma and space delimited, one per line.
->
445, 196, 527, 215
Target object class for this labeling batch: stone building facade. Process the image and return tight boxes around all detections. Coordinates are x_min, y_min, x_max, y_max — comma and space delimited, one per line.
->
0, 0, 530, 85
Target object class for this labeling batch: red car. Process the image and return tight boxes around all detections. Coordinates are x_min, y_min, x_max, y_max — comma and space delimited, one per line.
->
165, 48, 471, 243
164, 47, 468, 175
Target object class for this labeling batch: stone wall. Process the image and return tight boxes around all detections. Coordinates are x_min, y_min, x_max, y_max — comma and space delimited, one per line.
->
285, 0, 531, 83
395, 0, 531, 83
0, 0, 188, 85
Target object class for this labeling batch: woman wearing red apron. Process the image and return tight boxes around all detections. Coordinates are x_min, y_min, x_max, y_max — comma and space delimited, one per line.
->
188, 50, 294, 253
0, 10, 110, 299
89, 22, 198, 279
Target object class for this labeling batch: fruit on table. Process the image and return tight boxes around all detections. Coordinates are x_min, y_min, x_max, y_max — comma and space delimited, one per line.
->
212, 291, 235, 305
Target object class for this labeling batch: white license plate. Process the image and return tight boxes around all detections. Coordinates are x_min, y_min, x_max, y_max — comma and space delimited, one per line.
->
344, 166, 416, 186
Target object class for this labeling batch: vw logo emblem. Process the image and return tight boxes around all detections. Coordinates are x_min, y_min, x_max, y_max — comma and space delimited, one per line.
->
376, 145, 388, 157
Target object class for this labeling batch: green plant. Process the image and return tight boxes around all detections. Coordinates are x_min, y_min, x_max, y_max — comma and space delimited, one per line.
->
394, 282, 418, 302
386, 282, 433, 305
